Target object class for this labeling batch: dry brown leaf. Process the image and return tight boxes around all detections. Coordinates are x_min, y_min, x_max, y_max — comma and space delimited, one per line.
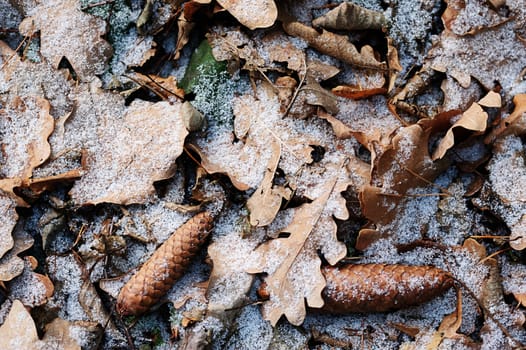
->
247, 160, 349, 326
312, 2, 388, 31
0, 41, 73, 119
246, 141, 292, 226
0, 191, 18, 260
0, 300, 40, 350
282, 20, 387, 70
216, 0, 277, 30
0, 96, 54, 180
332, 86, 387, 100
192, 85, 315, 226
128, 72, 185, 100
485, 135, 526, 250
0, 300, 82, 350
67, 97, 189, 205
19, 0, 112, 81
432, 102, 489, 160
0, 229, 33, 281
428, 21, 526, 91
7, 257, 54, 307
486, 94, 526, 141
442, 0, 509, 36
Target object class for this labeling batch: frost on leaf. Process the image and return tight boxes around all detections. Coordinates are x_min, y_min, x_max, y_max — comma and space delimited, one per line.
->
0, 41, 72, 118
192, 85, 315, 225
69, 99, 189, 205
7, 257, 54, 308
487, 135, 526, 250
0, 95, 53, 258
432, 92, 499, 160
19, 0, 112, 81
0, 96, 54, 181
0, 192, 18, 261
0, 228, 33, 281
216, 0, 277, 30
0, 300, 82, 350
428, 19, 526, 93
247, 161, 349, 326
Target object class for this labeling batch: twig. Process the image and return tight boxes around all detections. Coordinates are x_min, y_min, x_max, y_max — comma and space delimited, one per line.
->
283, 59, 307, 117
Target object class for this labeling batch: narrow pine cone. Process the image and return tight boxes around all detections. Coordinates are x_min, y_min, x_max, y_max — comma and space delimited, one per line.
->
116, 211, 214, 316
321, 263, 454, 313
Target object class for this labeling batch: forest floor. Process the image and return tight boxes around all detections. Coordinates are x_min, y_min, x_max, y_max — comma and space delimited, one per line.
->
1, 0, 526, 349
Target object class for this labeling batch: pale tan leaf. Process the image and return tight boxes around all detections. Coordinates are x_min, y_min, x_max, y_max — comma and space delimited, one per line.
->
247, 141, 291, 226
478, 90, 501, 108
19, 0, 112, 81
216, 0, 277, 30
0, 300, 39, 350
0, 96, 54, 180
68, 99, 189, 205
7, 257, 54, 307
0, 229, 33, 281
432, 102, 488, 160
0, 191, 18, 260
487, 94, 526, 141
247, 160, 349, 326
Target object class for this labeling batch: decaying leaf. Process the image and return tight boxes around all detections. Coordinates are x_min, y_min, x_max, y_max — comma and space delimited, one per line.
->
0, 96, 54, 181
486, 135, 526, 250
7, 257, 54, 307
0, 228, 33, 281
428, 21, 526, 92
442, 0, 509, 36
281, 20, 387, 70
0, 41, 73, 118
192, 84, 316, 225
19, 0, 112, 81
216, 0, 277, 30
432, 99, 492, 160
0, 191, 18, 260
247, 162, 349, 326
487, 94, 526, 141
0, 300, 82, 350
312, 2, 388, 31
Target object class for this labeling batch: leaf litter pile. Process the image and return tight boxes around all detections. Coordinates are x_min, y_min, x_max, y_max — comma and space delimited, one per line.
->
1, 0, 526, 349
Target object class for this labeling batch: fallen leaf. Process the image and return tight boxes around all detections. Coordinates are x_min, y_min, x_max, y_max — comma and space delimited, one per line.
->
0, 228, 33, 281
0, 300, 40, 349
7, 257, 54, 307
432, 102, 489, 160
442, 0, 509, 36
216, 0, 277, 30
0, 300, 82, 350
247, 160, 349, 326
428, 21, 526, 91
281, 20, 387, 70
0, 191, 18, 260
19, 0, 112, 81
57, 84, 189, 205
0, 96, 54, 180
486, 94, 526, 142
312, 2, 388, 31
332, 86, 387, 100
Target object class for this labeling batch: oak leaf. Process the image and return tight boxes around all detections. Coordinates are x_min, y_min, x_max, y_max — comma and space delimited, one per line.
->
0, 300, 82, 350
247, 160, 349, 326
432, 94, 497, 160
312, 2, 387, 31
216, 0, 277, 30
19, 0, 112, 81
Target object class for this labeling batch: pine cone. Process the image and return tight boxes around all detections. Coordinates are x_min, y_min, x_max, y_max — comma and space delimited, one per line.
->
321, 263, 454, 313
116, 211, 214, 315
